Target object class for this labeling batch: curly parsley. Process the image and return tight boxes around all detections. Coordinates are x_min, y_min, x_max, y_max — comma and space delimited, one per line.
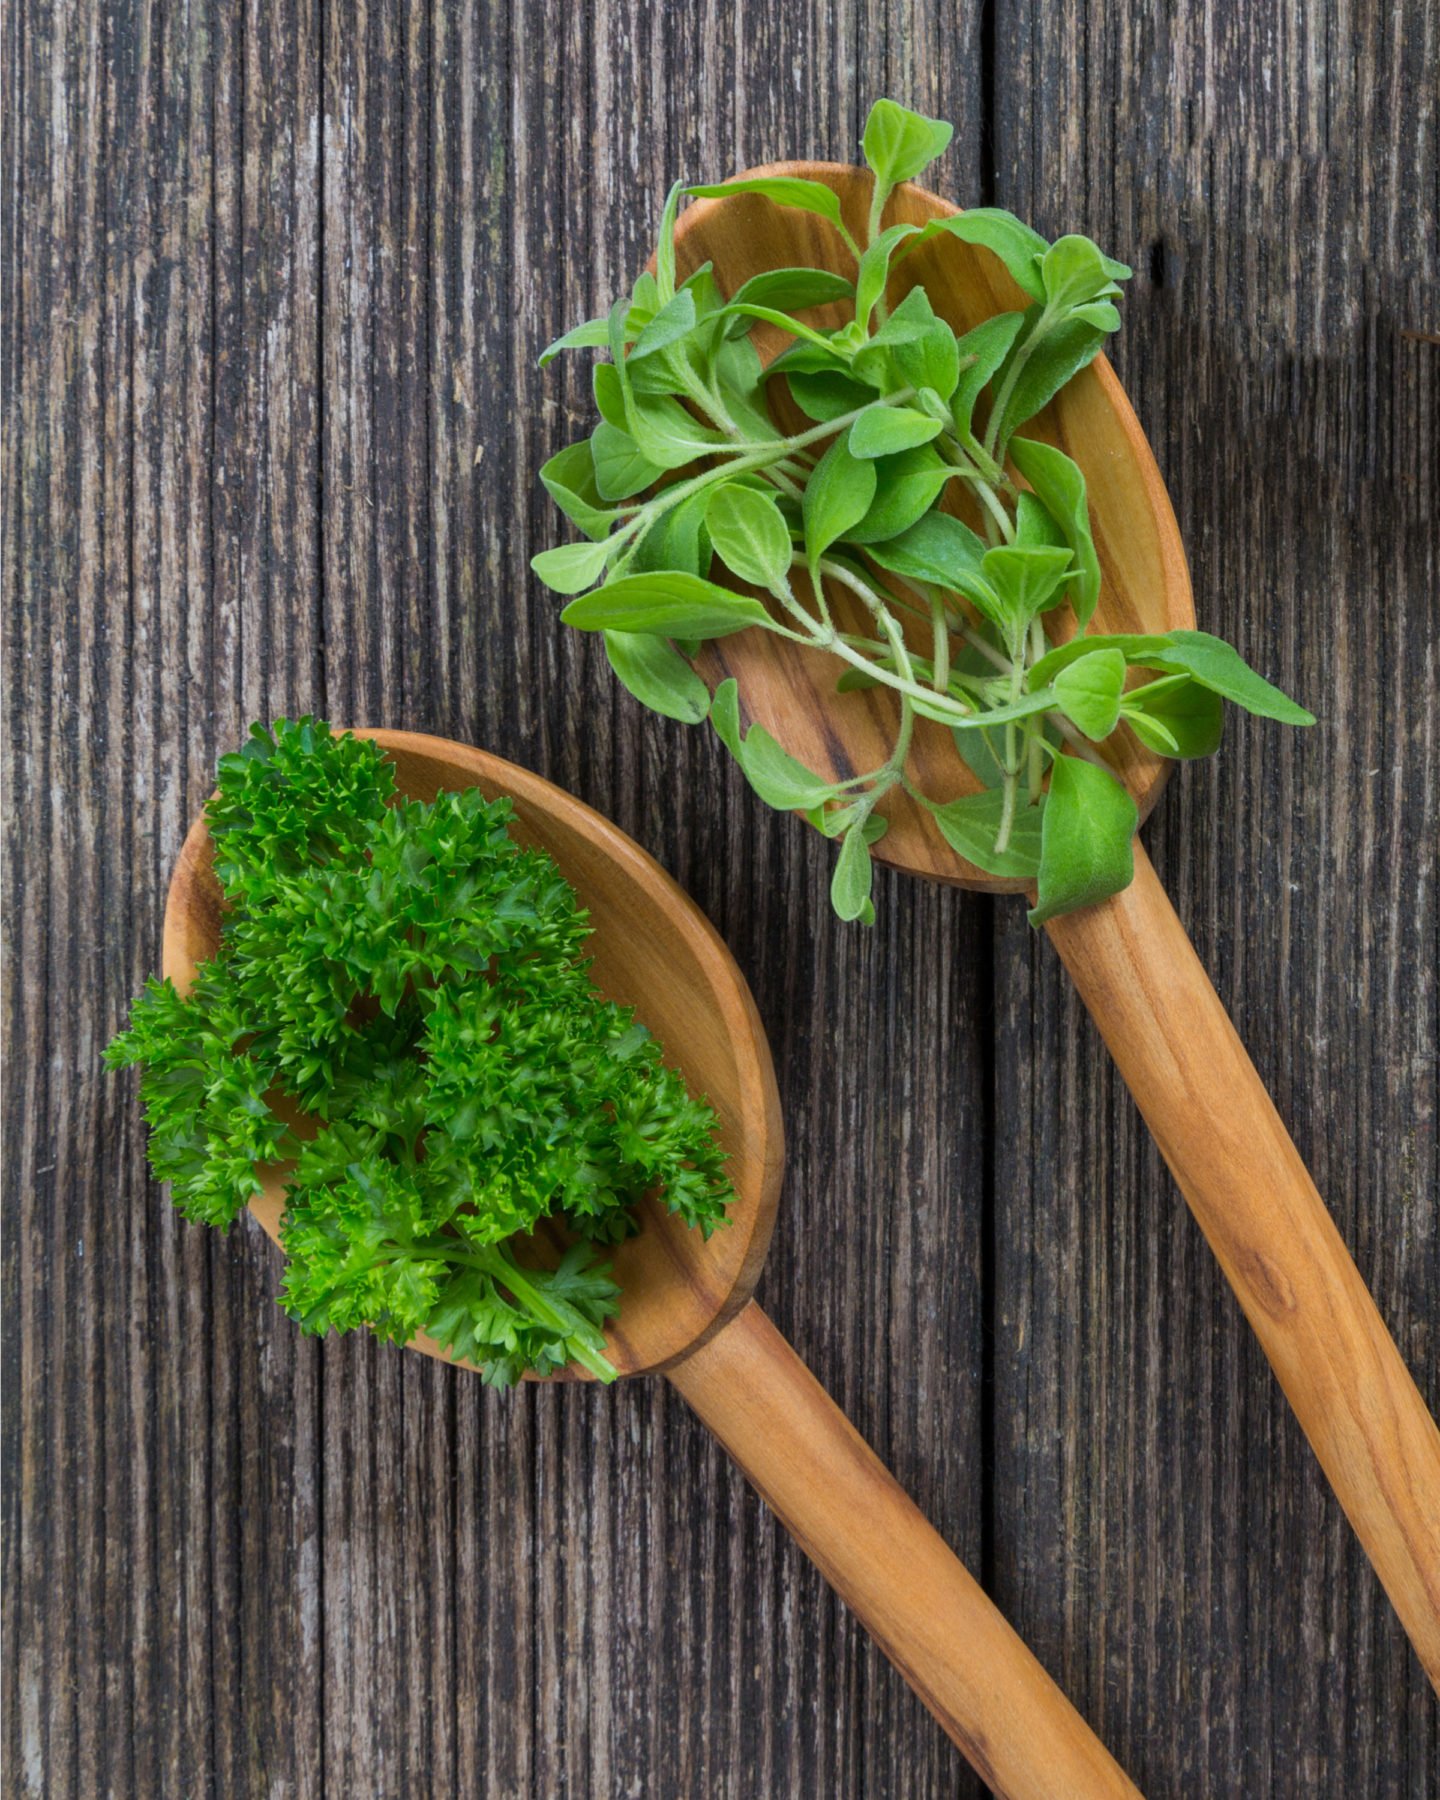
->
107, 719, 733, 1385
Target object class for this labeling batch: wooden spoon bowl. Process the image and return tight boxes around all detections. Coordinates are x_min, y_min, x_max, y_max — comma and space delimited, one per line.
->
160, 726, 1140, 1798
673, 162, 1194, 890
162, 728, 784, 1377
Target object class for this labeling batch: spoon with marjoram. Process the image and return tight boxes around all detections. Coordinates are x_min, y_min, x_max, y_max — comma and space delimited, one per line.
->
671, 163, 1440, 1689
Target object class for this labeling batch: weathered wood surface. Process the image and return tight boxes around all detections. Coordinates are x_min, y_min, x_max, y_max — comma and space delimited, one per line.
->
2, 0, 1435, 1794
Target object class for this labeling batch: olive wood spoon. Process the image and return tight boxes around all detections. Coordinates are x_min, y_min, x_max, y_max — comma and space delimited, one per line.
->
671, 163, 1440, 1689
163, 727, 1140, 1800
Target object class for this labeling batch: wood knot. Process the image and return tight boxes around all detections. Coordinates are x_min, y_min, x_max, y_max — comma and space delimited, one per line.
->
1240, 1248, 1298, 1318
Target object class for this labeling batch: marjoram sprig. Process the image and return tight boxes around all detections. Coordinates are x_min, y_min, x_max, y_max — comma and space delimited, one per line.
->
534, 97, 1314, 924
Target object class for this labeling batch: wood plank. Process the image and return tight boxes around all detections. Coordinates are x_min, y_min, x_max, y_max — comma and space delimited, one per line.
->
314, 0, 456, 1793
989, 1, 1440, 1792
4, 0, 327, 1790
430, 9, 545, 1794
4, 0, 104, 1786
527, 12, 992, 1797
327, 3, 994, 1795
421, 7, 993, 1792
210, 0, 328, 1791
118, 0, 219, 1789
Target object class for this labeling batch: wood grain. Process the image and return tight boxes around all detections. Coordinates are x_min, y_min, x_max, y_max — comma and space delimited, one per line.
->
988, 3, 1440, 1792
3, 0, 1436, 1795
1046, 846, 1440, 1683
671, 1302, 1140, 1799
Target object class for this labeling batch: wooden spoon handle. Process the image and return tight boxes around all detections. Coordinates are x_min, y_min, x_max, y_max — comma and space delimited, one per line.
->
1044, 841, 1440, 1688
668, 1301, 1140, 1798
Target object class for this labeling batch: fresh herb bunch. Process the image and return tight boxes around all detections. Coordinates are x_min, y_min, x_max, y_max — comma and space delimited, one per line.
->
534, 97, 1314, 925
106, 719, 733, 1386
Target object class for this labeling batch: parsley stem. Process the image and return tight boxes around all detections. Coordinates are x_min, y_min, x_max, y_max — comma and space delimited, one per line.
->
388, 1239, 621, 1383
487, 1252, 619, 1382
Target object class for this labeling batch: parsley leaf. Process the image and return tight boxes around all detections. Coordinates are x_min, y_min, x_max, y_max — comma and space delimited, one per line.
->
107, 719, 734, 1385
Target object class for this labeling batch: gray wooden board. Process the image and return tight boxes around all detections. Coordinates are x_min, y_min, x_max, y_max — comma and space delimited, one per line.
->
2, 0, 1435, 1793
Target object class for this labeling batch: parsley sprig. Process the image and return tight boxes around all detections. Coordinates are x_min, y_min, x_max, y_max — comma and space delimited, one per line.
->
107, 720, 733, 1385
534, 98, 1315, 924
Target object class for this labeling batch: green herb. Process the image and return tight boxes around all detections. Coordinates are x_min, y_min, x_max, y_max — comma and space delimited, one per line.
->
534, 98, 1315, 924
106, 719, 733, 1385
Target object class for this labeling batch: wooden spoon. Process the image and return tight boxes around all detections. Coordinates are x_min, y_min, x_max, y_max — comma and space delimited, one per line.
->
671, 163, 1440, 1690
163, 726, 1140, 1800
